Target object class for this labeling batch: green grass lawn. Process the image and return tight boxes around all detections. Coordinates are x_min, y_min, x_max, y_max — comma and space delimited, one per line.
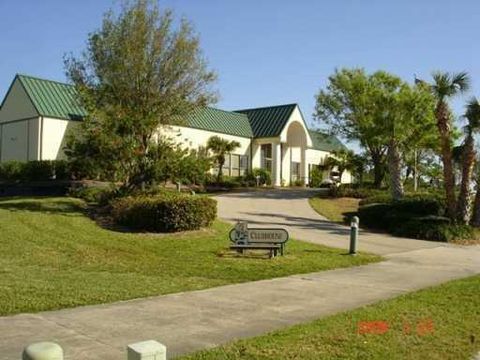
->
309, 196, 360, 224
0, 196, 380, 316
180, 275, 480, 360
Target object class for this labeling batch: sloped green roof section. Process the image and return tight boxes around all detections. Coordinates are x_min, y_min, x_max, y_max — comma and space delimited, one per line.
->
184, 107, 253, 138
309, 130, 347, 152
235, 103, 297, 138
17, 74, 86, 120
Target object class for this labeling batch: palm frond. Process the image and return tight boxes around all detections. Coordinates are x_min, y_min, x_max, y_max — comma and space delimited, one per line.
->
465, 97, 480, 131
431, 71, 471, 99
451, 71, 471, 93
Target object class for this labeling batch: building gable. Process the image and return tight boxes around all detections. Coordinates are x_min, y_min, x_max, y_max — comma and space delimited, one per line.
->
16, 75, 86, 121
0, 77, 39, 122
235, 103, 297, 138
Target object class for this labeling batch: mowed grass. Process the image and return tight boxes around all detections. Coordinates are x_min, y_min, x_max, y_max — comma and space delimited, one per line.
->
0, 197, 381, 315
181, 275, 480, 360
309, 196, 360, 224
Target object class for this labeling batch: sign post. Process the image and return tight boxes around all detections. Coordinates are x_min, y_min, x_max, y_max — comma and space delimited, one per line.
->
230, 221, 289, 255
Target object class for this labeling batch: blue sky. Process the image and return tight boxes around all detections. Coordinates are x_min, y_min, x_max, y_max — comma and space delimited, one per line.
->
1, 0, 479, 133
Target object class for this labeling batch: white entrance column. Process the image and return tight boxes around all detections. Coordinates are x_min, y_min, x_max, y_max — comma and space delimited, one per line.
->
273, 142, 282, 187
301, 147, 309, 186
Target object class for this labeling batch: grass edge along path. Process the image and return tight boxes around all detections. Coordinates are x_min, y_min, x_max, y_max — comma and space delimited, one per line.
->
0, 196, 381, 316
180, 275, 480, 360
309, 196, 360, 224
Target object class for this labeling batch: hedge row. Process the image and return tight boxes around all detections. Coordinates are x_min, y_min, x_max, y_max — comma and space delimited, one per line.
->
357, 194, 458, 241
329, 184, 386, 199
111, 192, 217, 232
0, 160, 70, 182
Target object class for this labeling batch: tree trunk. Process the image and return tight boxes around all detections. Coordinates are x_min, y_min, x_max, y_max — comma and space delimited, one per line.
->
456, 133, 476, 223
387, 140, 404, 200
413, 149, 418, 192
471, 179, 480, 227
372, 155, 385, 188
436, 101, 456, 219
217, 163, 224, 183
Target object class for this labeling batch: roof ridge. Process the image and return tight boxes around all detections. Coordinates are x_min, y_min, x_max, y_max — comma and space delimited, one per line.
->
204, 106, 249, 117
16, 73, 73, 88
234, 103, 297, 113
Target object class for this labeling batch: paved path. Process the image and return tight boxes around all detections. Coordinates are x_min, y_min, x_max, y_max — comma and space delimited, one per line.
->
1, 190, 479, 359
216, 189, 445, 255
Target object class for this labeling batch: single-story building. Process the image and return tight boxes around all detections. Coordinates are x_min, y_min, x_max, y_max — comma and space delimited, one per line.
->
0, 74, 351, 185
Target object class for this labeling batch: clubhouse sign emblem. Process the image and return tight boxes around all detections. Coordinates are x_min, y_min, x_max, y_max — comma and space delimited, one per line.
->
229, 221, 289, 245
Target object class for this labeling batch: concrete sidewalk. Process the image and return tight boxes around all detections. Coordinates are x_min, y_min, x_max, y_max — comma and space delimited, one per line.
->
1, 246, 479, 359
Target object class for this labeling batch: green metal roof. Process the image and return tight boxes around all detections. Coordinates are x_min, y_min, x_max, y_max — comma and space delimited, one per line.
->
235, 103, 297, 138
309, 130, 346, 152
17, 74, 86, 120
3, 75, 347, 152
183, 107, 252, 138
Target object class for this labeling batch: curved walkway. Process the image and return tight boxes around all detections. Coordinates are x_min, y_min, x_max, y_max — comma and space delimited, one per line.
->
215, 188, 445, 256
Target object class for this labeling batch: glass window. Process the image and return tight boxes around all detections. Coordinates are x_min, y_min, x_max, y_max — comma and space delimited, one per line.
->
239, 155, 249, 176
291, 162, 300, 181
261, 144, 273, 173
231, 154, 240, 177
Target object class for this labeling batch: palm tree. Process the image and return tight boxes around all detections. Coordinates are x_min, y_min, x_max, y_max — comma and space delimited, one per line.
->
459, 98, 480, 224
324, 149, 355, 183
206, 136, 241, 182
431, 71, 470, 218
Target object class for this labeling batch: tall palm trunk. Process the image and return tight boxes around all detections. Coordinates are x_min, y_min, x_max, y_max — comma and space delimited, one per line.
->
472, 177, 480, 226
387, 139, 404, 200
436, 101, 456, 219
456, 133, 476, 223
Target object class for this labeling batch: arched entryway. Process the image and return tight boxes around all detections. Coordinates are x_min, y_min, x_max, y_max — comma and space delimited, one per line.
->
282, 121, 309, 185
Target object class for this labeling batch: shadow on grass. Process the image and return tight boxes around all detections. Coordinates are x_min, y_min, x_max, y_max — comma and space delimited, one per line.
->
0, 197, 85, 216
217, 250, 273, 260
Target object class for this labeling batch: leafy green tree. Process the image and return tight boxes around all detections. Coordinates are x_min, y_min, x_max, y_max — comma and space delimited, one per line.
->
314, 69, 387, 188
459, 98, 480, 224
206, 136, 241, 182
350, 153, 368, 185
429, 71, 470, 218
64, 0, 216, 191
148, 140, 211, 186
315, 69, 436, 198
380, 79, 436, 199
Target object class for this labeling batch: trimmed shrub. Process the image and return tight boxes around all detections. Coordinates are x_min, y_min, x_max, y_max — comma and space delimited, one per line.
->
250, 168, 272, 186
0, 161, 25, 182
111, 192, 217, 232
330, 184, 385, 199
293, 179, 305, 187
358, 193, 392, 205
393, 219, 473, 242
309, 167, 324, 188
357, 203, 393, 230
0, 160, 70, 182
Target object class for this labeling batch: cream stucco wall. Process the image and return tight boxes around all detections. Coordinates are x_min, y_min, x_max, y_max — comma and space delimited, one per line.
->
0, 117, 40, 161
279, 106, 313, 147
160, 125, 251, 156
40, 117, 79, 160
306, 148, 329, 166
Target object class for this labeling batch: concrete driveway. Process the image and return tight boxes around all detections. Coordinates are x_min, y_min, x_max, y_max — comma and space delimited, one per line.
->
215, 189, 448, 256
